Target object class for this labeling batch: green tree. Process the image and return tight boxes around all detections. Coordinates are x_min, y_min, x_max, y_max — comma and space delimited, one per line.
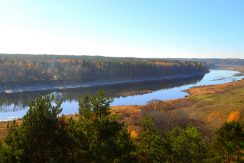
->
166, 125, 209, 163
0, 92, 136, 162
1, 96, 69, 162
78, 90, 112, 118
73, 91, 136, 162
136, 115, 168, 163
214, 121, 244, 162
0, 137, 7, 162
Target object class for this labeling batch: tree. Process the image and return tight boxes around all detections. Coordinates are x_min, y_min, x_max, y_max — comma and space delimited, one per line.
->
78, 90, 112, 118
0, 92, 136, 162
0, 91, 222, 162
1, 96, 69, 162
136, 115, 169, 162
214, 121, 244, 162
0, 54, 208, 84
166, 125, 209, 163
74, 91, 136, 162
0, 139, 5, 161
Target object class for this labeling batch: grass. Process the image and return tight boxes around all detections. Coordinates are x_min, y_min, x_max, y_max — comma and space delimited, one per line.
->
111, 78, 244, 138
0, 120, 22, 138
181, 81, 244, 129
0, 122, 9, 138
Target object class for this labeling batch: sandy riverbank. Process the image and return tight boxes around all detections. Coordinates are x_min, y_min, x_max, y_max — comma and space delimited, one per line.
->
0, 73, 205, 94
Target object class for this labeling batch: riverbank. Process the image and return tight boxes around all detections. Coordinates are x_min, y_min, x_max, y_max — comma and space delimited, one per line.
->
0, 73, 205, 94
215, 64, 244, 73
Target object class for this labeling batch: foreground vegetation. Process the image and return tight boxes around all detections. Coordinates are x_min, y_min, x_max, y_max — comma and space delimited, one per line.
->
0, 91, 243, 162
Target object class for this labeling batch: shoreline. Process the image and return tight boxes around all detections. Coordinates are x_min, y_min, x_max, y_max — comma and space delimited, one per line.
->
0, 72, 205, 94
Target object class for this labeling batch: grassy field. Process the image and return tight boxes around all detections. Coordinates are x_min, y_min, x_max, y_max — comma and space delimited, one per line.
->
112, 71, 244, 138
181, 80, 244, 133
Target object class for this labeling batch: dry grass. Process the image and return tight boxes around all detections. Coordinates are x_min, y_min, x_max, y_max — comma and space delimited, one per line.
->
216, 64, 244, 73
186, 80, 244, 96
0, 122, 9, 138
110, 78, 244, 137
0, 120, 22, 138
111, 105, 142, 133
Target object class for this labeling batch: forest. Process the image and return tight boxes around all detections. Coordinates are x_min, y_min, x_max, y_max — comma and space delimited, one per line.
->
0, 54, 208, 84
195, 58, 244, 66
0, 92, 243, 162
173, 58, 244, 67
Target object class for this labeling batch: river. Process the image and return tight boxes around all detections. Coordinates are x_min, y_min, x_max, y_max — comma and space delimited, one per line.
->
0, 69, 243, 121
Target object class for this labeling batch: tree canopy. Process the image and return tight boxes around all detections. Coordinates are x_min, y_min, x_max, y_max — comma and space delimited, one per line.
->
0, 54, 208, 84
0, 92, 243, 162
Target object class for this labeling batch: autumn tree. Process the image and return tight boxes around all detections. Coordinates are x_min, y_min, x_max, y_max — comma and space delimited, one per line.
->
0, 54, 208, 84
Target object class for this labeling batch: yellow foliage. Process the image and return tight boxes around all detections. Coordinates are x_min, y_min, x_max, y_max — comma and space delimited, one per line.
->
152, 61, 176, 67
130, 130, 138, 139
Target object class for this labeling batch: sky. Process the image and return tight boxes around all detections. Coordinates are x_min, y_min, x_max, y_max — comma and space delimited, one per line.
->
0, 0, 243, 58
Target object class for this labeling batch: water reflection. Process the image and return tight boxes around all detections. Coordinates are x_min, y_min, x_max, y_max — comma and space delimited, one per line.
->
0, 74, 203, 111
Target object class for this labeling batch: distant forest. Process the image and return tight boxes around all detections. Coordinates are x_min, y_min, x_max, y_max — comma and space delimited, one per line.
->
171, 58, 244, 67
196, 58, 244, 66
0, 54, 208, 84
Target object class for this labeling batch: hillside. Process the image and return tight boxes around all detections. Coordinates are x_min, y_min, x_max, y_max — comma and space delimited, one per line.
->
170, 58, 244, 68
0, 54, 208, 84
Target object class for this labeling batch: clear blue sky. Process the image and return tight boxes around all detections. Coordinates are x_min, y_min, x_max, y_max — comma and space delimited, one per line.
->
0, 0, 243, 58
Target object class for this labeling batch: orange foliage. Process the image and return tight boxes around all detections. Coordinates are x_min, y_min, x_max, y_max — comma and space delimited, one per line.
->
129, 130, 138, 139
227, 111, 240, 122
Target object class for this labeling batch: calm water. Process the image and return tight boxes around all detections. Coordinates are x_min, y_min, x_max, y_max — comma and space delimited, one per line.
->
0, 69, 243, 121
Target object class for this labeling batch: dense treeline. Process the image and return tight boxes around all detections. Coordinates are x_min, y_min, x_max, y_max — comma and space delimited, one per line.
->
0, 54, 208, 84
194, 58, 244, 66
164, 58, 244, 70
170, 58, 244, 67
0, 92, 243, 162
